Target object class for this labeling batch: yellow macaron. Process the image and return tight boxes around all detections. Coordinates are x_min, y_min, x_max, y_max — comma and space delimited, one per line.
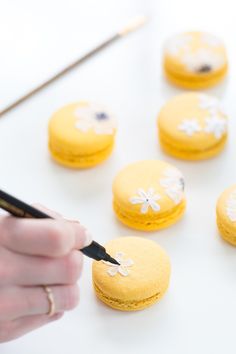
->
92, 237, 171, 311
216, 185, 236, 246
158, 92, 228, 160
112, 160, 186, 231
163, 31, 228, 89
48, 102, 117, 168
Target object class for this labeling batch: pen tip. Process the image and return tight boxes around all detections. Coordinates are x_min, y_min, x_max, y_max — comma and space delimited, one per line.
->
105, 254, 120, 265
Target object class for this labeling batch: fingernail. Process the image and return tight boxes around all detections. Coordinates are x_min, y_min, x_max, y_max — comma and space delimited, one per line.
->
72, 222, 92, 248
84, 229, 93, 247
50, 312, 64, 321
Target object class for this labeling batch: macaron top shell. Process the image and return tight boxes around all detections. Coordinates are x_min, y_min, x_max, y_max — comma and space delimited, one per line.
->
158, 92, 227, 149
217, 185, 236, 228
112, 160, 185, 216
48, 101, 117, 154
92, 237, 171, 302
164, 31, 227, 76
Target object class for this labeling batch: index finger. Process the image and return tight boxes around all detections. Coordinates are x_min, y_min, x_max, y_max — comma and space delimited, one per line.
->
0, 217, 92, 257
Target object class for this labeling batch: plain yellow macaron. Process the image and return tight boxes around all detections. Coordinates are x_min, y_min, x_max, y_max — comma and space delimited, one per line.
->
48, 102, 117, 168
163, 31, 228, 89
216, 185, 236, 246
158, 92, 227, 160
92, 237, 171, 311
112, 160, 186, 231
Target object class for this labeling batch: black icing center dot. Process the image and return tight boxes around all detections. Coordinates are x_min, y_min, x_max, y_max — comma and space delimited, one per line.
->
95, 112, 109, 120
197, 64, 212, 73
180, 178, 185, 190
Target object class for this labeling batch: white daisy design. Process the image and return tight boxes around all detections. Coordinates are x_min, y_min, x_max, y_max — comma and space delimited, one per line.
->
130, 188, 161, 214
201, 33, 223, 47
226, 191, 236, 222
103, 252, 134, 277
204, 115, 227, 139
165, 33, 192, 56
182, 48, 224, 73
160, 168, 185, 205
198, 94, 224, 115
74, 103, 116, 135
178, 119, 202, 136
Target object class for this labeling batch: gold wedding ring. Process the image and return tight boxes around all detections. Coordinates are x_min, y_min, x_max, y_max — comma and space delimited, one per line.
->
43, 285, 56, 316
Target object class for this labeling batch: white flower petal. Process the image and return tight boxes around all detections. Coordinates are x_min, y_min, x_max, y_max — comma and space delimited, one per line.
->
104, 252, 134, 277
130, 188, 161, 214
75, 120, 92, 132
107, 267, 119, 276
226, 190, 236, 222
178, 119, 202, 136
115, 252, 124, 258
130, 197, 145, 205
165, 33, 192, 56
204, 116, 227, 139
146, 188, 155, 197
141, 202, 150, 214
149, 200, 161, 212
74, 103, 116, 135
118, 266, 129, 277
165, 189, 183, 204
201, 33, 222, 47
137, 189, 148, 199
164, 168, 182, 179
227, 210, 236, 222
122, 258, 134, 267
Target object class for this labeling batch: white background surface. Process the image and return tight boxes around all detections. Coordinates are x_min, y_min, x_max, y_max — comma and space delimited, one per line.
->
0, 0, 236, 353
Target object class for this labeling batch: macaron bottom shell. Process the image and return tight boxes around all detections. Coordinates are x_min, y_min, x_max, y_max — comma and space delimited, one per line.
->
92, 237, 171, 312
93, 281, 163, 311
217, 217, 236, 246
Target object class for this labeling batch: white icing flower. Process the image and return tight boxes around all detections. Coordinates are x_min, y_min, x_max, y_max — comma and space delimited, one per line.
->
199, 94, 224, 115
130, 188, 161, 214
182, 48, 224, 73
103, 252, 134, 277
204, 115, 227, 139
75, 103, 116, 135
160, 168, 185, 205
165, 33, 192, 56
201, 33, 222, 47
75, 117, 92, 132
226, 191, 236, 222
178, 119, 202, 136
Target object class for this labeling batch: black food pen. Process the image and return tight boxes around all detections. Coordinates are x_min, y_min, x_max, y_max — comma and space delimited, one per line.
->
0, 189, 119, 265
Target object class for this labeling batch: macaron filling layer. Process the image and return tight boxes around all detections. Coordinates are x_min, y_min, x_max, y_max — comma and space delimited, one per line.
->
164, 63, 227, 88
113, 199, 186, 231
49, 140, 114, 167
93, 281, 161, 311
159, 131, 227, 160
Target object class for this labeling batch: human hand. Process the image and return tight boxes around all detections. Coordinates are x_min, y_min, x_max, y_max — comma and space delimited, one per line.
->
0, 208, 91, 342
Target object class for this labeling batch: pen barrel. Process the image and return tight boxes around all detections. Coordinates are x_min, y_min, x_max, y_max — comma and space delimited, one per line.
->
0, 190, 106, 259
81, 241, 106, 261
0, 190, 51, 219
